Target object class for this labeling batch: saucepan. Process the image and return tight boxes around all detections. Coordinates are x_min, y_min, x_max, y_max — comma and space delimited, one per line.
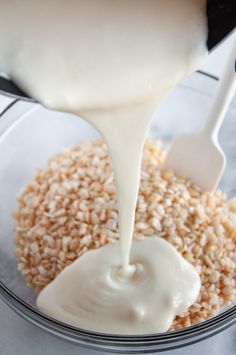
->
0, 0, 235, 100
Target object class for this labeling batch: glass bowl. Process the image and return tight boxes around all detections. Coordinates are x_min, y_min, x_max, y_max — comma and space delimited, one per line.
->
0, 71, 235, 353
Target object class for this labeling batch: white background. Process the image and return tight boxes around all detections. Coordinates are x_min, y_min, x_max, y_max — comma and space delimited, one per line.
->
0, 33, 235, 355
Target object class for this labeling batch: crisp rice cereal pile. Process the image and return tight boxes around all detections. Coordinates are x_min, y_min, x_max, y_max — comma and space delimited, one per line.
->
13, 139, 236, 330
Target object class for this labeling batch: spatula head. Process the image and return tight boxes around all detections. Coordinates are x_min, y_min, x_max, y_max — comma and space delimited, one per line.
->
164, 133, 226, 191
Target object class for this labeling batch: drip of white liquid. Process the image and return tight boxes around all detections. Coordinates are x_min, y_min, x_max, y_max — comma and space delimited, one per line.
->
0, 0, 207, 332
87, 102, 157, 273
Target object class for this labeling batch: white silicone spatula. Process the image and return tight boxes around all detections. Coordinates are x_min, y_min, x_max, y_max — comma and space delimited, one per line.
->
165, 38, 236, 191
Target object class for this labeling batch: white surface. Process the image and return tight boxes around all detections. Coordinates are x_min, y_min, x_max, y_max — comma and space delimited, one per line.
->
0, 34, 235, 355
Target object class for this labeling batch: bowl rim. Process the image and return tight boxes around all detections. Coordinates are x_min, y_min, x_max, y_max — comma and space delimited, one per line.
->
0, 71, 235, 350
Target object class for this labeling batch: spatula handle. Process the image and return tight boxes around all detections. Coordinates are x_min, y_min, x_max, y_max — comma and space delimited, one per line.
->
203, 32, 236, 139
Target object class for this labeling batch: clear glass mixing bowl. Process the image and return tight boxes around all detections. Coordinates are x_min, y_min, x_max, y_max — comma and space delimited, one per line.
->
0, 72, 235, 353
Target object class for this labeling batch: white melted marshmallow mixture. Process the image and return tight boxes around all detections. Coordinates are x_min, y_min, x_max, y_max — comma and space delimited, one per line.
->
0, 0, 208, 334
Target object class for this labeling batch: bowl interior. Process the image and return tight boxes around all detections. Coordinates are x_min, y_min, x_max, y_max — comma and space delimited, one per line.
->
0, 72, 235, 319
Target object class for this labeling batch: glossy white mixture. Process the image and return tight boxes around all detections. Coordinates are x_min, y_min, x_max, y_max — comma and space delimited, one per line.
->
0, 0, 207, 333
37, 237, 201, 334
